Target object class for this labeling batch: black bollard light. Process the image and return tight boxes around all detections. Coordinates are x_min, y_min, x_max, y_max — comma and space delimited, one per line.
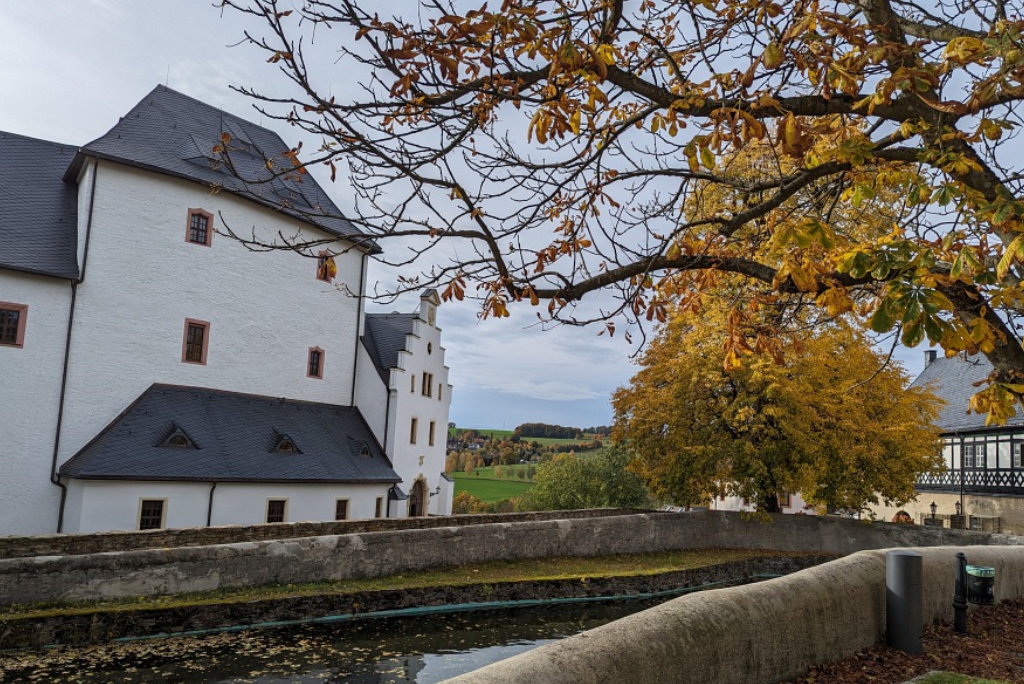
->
953, 552, 968, 635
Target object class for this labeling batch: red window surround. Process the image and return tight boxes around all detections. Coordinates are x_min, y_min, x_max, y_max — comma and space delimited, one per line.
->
316, 250, 336, 283
181, 319, 210, 365
307, 346, 325, 379
186, 208, 214, 247
0, 302, 28, 348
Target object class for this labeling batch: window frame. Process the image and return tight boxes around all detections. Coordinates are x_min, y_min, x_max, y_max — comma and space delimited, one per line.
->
316, 249, 334, 283
185, 208, 214, 247
307, 346, 325, 379
0, 302, 28, 348
181, 319, 211, 365
1014, 442, 1023, 469
138, 498, 167, 531
429, 420, 436, 447
778, 492, 792, 509
335, 498, 350, 521
421, 372, 434, 397
963, 443, 979, 468
410, 417, 418, 445
375, 496, 384, 518
265, 498, 288, 524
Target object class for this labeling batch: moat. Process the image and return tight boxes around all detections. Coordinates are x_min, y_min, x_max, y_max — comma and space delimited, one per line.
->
0, 597, 668, 683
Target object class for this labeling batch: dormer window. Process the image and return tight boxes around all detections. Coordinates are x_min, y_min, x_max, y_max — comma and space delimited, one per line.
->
186, 209, 213, 247
273, 434, 301, 454
160, 426, 195, 449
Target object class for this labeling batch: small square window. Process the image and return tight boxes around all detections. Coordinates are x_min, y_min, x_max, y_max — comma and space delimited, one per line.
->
182, 319, 210, 364
186, 209, 213, 246
410, 417, 418, 445
139, 499, 166, 530
335, 499, 349, 521
307, 347, 324, 379
316, 250, 335, 282
266, 499, 288, 523
375, 496, 384, 518
0, 303, 28, 348
778, 492, 792, 508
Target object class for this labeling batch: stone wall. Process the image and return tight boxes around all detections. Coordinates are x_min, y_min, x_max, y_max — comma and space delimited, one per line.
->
440, 546, 1024, 684
1, 510, 1019, 607
871, 492, 1024, 535
0, 508, 642, 560
0, 555, 833, 650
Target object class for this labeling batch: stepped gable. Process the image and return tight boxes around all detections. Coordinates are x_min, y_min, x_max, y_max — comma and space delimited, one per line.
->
362, 312, 418, 382
0, 132, 79, 279
66, 84, 378, 252
59, 384, 400, 483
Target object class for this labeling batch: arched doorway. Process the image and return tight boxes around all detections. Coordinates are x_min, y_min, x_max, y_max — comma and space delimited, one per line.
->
408, 478, 429, 517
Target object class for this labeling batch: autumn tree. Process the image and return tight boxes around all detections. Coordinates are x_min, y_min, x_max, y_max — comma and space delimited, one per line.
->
222, 0, 1024, 419
612, 315, 943, 513
515, 447, 651, 511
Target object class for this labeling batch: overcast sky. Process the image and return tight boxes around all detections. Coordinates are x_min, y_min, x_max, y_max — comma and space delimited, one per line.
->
0, 1, 927, 430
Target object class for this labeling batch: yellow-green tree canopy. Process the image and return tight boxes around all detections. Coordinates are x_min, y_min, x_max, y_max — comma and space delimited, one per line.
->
223, 0, 1024, 419
612, 315, 943, 512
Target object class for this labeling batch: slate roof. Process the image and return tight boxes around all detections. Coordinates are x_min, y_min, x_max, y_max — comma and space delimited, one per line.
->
362, 312, 418, 383
59, 385, 400, 483
910, 353, 1024, 433
0, 132, 79, 279
68, 85, 379, 253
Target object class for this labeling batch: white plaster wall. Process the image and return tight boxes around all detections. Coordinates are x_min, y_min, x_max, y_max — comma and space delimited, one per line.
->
0, 270, 73, 536
65, 480, 394, 533
211, 482, 390, 524
57, 161, 365, 470
353, 341, 389, 445
433, 475, 455, 516
710, 491, 817, 515
386, 298, 453, 514
66, 480, 212, 533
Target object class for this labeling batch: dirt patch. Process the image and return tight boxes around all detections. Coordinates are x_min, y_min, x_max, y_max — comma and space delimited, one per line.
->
786, 598, 1024, 683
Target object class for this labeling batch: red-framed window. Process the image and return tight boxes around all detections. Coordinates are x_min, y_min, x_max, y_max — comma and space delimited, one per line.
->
186, 208, 214, 247
0, 302, 28, 347
182, 319, 210, 365
307, 346, 325, 379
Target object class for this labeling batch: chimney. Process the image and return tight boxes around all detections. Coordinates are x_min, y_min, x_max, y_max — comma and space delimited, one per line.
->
925, 349, 937, 365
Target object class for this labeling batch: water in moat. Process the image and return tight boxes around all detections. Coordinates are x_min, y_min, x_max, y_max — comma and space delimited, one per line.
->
0, 596, 670, 683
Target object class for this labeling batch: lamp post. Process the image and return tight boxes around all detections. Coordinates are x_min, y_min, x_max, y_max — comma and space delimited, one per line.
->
930, 501, 937, 519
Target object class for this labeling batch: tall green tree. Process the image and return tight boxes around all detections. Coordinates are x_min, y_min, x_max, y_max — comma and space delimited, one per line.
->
516, 448, 650, 511
612, 315, 943, 513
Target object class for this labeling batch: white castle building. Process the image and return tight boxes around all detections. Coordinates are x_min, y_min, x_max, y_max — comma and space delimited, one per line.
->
0, 85, 453, 536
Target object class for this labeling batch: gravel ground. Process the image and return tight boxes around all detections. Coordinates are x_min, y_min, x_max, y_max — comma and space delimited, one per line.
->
784, 599, 1024, 683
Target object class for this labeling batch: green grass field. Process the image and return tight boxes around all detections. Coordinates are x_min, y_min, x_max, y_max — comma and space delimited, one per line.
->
451, 468, 534, 501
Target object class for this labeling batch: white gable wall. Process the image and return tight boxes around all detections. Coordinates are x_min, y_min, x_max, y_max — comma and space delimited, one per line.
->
0, 270, 73, 535
386, 298, 453, 515
56, 161, 365, 472
353, 340, 389, 445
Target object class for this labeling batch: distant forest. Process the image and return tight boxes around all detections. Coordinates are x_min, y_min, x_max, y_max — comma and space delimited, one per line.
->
514, 423, 611, 438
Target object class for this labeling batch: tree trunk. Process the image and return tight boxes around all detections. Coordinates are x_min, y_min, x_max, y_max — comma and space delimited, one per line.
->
763, 493, 781, 513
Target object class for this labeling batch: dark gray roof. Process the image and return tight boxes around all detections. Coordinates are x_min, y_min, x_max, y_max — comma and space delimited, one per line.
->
362, 313, 417, 382
0, 132, 79, 279
910, 353, 1024, 432
60, 385, 400, 483
68, 85, 379, 253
